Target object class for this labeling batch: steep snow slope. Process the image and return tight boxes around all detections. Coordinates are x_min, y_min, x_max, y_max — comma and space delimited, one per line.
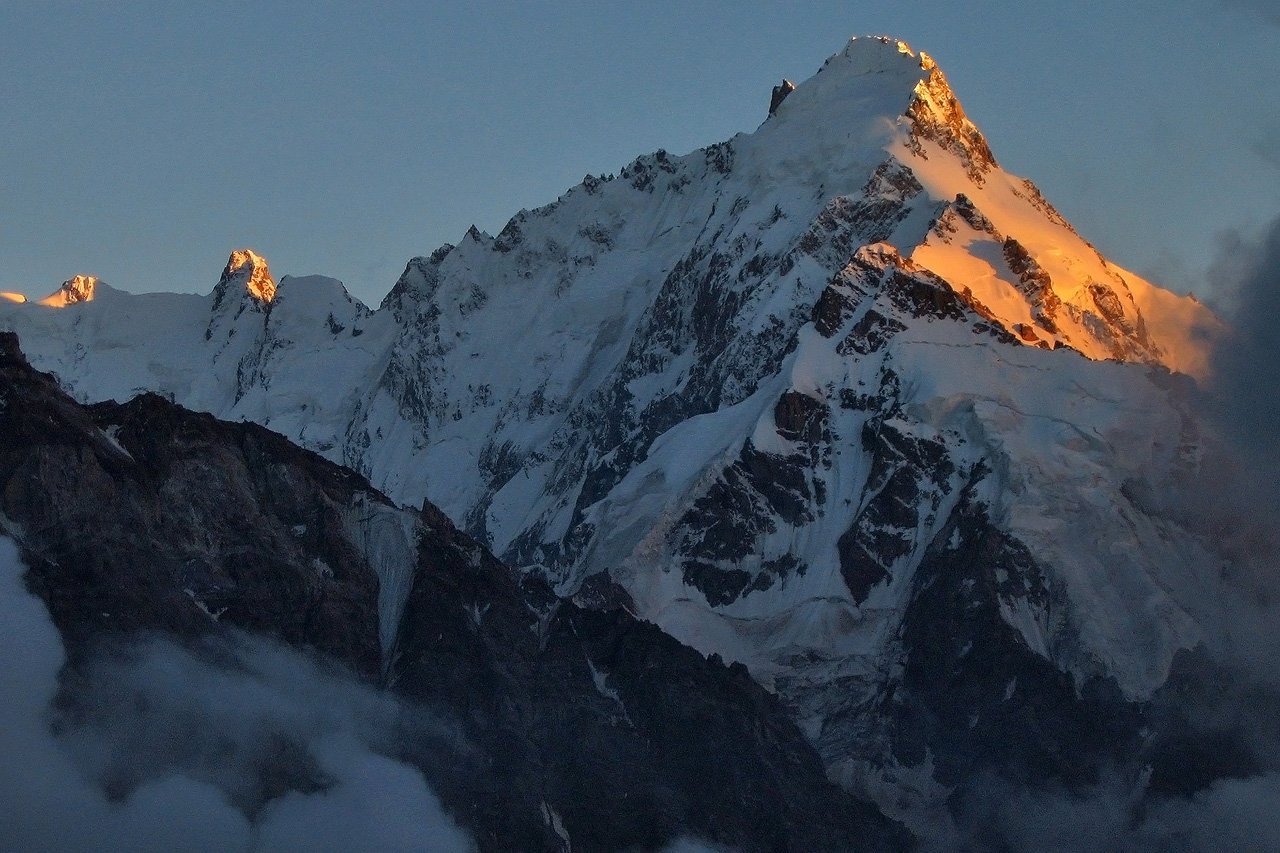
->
0, 35, 1229, 817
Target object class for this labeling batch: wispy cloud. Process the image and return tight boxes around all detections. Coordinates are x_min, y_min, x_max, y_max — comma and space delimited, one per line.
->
0, 536, 474, 852
1206, 213, 1280, 463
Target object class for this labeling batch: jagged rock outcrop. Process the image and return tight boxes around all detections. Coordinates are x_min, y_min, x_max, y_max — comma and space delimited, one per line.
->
769, 78, 796, 116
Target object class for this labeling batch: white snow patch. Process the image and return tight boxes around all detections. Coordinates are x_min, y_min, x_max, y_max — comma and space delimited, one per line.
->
338, 495, 419, 666
182, 588, 226, 622
540, 800, 571, 851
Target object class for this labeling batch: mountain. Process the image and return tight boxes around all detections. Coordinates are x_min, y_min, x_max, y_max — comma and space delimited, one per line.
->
0, 35, 1249, 839
0, 330, 906, 851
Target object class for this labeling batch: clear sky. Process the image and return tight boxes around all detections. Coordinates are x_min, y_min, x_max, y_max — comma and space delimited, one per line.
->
3, 1, 1278, 306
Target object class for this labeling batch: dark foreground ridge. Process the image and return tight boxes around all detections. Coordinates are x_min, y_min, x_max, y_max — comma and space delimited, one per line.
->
0, 331, 910, 852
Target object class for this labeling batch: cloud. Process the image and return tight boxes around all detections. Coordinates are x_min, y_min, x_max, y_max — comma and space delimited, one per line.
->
0, 535, 248, 851
1153, 215, 1280, 578
1187, 213, 1280, 696
1136, 775, 1280, 851
957, 771, 1280, 853
1138, 247, 1197, 296
0, 536, 474, 853
254, 738, 473, 853
1205, 214, 1280, 492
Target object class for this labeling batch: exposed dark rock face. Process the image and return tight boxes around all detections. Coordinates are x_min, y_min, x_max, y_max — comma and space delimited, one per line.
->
836, 420, 955, 606
769, 78, 797, 116
809, 478, 1268, 833
1003, 236, 1062, 332
840, 308, 908, 355
0, 331, 911, 853
395, 506, 908, 852
0, 332, 386, 676
676, 438, 817, 606
774, 389, 831, 445
1140, 647, 1270, 798
797, 180, 921, 265
889, 494, 1143, 789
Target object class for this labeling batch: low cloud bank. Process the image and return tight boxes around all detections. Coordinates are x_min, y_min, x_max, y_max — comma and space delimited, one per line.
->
1205, 213, 1280, 471
1188, 214, 1280, 677
0, 536, 473, 852
949, 771, 1280, 853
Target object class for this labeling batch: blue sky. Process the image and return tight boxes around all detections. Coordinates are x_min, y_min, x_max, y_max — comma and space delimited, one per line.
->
3, 1, 1278, 306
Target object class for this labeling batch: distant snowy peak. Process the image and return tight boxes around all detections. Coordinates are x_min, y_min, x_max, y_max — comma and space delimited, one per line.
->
795, 37, 993, 172
906, 42, 1213, 369
214, 248, 275, 307
737, 35, 1214, 374
808, 34, 921, 82
764, 36, 988, 166
38, 274, 99, 307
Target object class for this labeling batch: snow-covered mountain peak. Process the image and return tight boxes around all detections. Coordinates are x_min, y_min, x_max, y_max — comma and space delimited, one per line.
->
214, 249, 275, 306
796, 36, 993, 175
828, 35, 919, 71
0, 37, 1256, 838
38, 274, 99, 307
746, 36, 994, 206
766, 35, 930, 128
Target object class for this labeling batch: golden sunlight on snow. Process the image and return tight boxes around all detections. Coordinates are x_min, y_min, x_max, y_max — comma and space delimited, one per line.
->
226, 249, 277, 303
37, 275, 98, 308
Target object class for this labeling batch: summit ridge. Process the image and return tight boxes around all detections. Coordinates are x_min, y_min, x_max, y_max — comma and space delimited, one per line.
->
38, 274, 99, 307
216, 248, 276, 304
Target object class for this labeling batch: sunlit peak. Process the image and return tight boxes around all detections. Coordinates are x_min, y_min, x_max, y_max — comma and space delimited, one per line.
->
37, 274, 98, 308
221, 249, 276, 303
